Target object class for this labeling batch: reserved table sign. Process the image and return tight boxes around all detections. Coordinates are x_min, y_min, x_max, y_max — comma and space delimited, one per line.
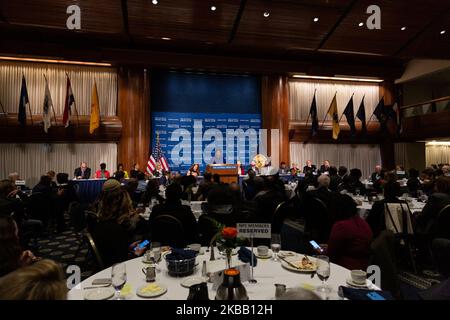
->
237, 223, 271, 239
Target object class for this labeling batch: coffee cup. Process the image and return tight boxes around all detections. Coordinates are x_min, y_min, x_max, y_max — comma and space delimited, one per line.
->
257, 245, 269, 256
188, 243, 201, 253
351, 270, 367, 285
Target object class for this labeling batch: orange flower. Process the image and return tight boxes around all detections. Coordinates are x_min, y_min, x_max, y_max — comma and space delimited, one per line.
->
221, 227, 238, 239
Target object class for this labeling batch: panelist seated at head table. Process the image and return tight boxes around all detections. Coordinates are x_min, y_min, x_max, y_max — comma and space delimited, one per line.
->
74, 162, 91, 180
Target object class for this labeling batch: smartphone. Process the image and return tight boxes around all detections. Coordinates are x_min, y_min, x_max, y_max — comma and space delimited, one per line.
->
366, 292, 386, 300
135, 240, 150, 251
309, 240, 324, 253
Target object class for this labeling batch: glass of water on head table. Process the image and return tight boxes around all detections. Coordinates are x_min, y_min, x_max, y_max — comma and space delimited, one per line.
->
271, 234, 281, 262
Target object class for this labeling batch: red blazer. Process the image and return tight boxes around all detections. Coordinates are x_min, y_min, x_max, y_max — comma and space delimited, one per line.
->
95, 170, 111, 179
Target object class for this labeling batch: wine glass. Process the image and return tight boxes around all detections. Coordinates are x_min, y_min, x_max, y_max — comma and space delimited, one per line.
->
315, 255, 331, 294
355, 188, 360, 197
111, 263, 127, 300
271, 234, 281, 261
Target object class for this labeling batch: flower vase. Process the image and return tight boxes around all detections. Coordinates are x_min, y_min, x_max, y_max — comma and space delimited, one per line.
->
225, 248, 232, 269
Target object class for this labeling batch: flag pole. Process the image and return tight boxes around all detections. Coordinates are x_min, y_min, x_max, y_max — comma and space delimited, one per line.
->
44, 74, 58, 126
23, 72, 34, 125
320, 91, 337, 130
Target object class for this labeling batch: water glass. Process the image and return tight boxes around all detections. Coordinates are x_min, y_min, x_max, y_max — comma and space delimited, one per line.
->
271, 234, 281, 261
315, 255, 331, 294
111, 263, 127, 300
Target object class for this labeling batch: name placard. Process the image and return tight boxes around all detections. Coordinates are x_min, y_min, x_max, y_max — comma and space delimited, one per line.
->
237, 223, 271, 239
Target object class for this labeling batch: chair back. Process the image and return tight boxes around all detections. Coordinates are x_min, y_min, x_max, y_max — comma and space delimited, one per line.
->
27, 192, 53, 223
272, 201, 291, 234
304, 196, 329, 243
384, 203, 414, 236
85, 232, 105, 270
151, 214, 186, 248
68, 202, 86, 232
436, 205, 450, 239
431, 238, 450, 278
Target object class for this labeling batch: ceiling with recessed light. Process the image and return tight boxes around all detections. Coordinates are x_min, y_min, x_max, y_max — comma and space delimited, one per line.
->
0, 0, 448, 62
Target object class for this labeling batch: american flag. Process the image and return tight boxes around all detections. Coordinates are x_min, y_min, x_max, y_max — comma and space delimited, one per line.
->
147, 133, 170, 174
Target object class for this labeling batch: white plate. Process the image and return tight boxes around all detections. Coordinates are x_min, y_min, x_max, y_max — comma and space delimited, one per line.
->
136, 283, 168, 298
180, 276, 208, 288
84, 287, 115, 300
346, 278, 370, 288
278, 251, 296, 258
255, 251, 272, 259
280, 256, 317, 273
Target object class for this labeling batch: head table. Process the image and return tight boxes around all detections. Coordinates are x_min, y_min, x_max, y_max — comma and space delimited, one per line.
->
68, 247, 378, 300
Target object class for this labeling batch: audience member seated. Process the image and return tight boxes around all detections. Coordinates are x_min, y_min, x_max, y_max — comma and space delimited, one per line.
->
47, 171, 57, 189
32, 175, 54, 195
407, 168, 421, 197
95, 163, 110, 179
415, 176, 450, 240
319, 160, 331, 174
307, 174, 334, 208
371, 165, 383, 182
149, 182, 198, 244
366, 181, 402, 238
322, 194, 373, 271
0, 259, 67, 300
338, 166, 349, 180
124, 178, 138, 207
342, 168, 367, 196
136, 172, 147, 193
278, 161, 289, 174
396, 164, 408, 179
55, 173, 79, 232
421, 168, 435, 195
195, 172, 214, 201
303, 160, 316, 174
254, 174, 286, 223
443, 165, 450, 177
130, 163, 143, 179
74, 162, 91, 179
91, 179, 147, 267
114, 163, 129, 179
29, 175, 56, 227
8, 172, 30, 191
186, 163, 200, 177
0, 215, 39, 277
328, 166, 342, 192
142, 178, 164, 206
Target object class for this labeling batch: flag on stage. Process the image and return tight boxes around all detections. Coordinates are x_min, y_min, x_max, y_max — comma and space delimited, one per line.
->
89, 81, 100, 134
18, 75, 29, 125
43, 76, 53, 133
328, 93, 340, 140
356, 96, 367, 133
343, 95, 356, 136
147, 134, 170, 174
63, 76, 75, 128
392, 102, 402, 134
373, 97, 387, 130
309, 91, 319, 136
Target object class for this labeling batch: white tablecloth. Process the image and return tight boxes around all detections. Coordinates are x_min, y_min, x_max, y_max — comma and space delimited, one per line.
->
68, 247, 377, 300
356, 197, 426, 219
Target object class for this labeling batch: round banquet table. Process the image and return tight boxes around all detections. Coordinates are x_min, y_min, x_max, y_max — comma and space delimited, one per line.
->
68, 247, 378, 300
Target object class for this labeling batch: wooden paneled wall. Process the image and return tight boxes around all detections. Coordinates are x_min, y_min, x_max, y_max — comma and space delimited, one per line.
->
117, 67, 151, 172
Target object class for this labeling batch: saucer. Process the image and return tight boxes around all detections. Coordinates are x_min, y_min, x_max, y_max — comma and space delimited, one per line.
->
84, 287, 115, 300
346, 278, 369, 288
181, 276, 208, 288
136, 283, 167, 298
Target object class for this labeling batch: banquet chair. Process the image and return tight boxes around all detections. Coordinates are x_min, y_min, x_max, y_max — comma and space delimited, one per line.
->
436, 205, 450, 240
272, 201, 291, 234
431, 238, 450, 278
150, 214, 186, 248
384, 202, 417, 273
304, 197, 330, 244
85, 232, 105, 271
27, 192, 54, 234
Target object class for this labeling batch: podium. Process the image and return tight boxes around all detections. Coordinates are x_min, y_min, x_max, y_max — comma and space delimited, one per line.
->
205, 164, 239, 184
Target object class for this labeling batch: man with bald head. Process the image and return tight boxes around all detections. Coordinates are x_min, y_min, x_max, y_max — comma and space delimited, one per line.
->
371, 165, 383, 183
74, 162, 91, 179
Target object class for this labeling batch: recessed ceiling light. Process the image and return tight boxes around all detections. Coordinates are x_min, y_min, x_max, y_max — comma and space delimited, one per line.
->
211, 6, 217, 11
358, 22, 364, 27
441, 30, 446, 35
313, 17, 319, 22
263, 11, 270, 18
161, 37, 171, 40
152, 0, 158, 5
401, 26, 406, 31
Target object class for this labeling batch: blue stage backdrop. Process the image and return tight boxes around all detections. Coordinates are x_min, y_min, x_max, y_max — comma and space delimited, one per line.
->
151, 71, 262, 173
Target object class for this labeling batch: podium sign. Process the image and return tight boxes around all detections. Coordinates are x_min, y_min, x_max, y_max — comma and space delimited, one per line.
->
237, 223, 271, 239
205, 164, 238, 184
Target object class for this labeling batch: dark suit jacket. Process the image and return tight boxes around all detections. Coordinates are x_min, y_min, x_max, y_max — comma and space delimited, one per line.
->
74, 167, 91, 179
371, 172, 382, 182
303, 165, 317, 173
319, 165, 330, 174
416, 193, 450, 238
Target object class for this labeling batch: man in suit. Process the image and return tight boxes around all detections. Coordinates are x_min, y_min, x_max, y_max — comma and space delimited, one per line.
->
371, 165, 383, 182
74, 162, 91, 179
303, 160, 316, 174
319, 160, 331, 174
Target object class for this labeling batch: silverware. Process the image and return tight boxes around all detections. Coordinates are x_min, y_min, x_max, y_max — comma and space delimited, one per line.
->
83, 284, 111, 289
278, 256, 302, 270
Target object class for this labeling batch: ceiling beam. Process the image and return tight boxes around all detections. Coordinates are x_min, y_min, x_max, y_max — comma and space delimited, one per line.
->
120, 0, 133, 45
316, 0, 358, 51
228, 0, 247, 44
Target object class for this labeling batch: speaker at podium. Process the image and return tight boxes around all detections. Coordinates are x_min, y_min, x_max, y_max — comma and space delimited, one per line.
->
205, 164, 239, 184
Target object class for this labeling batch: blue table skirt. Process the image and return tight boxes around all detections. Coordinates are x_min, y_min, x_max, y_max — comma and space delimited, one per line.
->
74, 174, 299, 204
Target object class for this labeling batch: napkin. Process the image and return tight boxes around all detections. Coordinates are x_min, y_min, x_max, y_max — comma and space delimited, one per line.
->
339, 286, 394, 300
238, 246, 257, 267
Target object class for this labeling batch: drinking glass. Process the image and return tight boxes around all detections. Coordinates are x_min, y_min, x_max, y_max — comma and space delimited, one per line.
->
151, 242, 161, 262
111, 263, 127, 300
315, 255, 331, 293
271, 234, 281, 261
355, 188, 360, 197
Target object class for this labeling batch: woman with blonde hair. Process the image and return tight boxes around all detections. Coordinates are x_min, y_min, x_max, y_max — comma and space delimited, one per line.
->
0, 259, 67, 300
